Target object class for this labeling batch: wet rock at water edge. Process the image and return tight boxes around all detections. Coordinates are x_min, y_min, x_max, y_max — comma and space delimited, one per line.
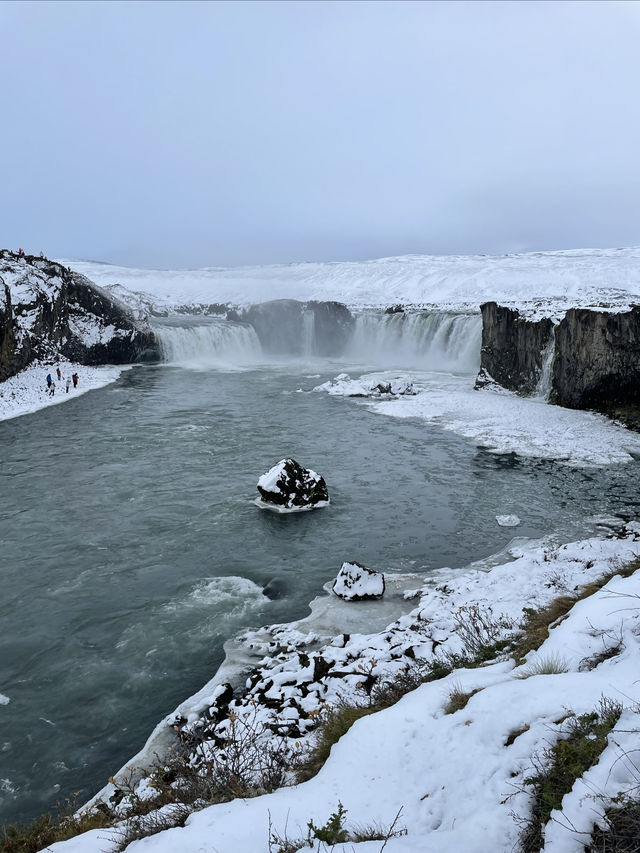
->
332, 561, 385, 601
255, 458, 330, 512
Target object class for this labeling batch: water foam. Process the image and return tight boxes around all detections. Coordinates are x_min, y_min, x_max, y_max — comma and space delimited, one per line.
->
348, 311, 482, 372
153, 318, 262, 368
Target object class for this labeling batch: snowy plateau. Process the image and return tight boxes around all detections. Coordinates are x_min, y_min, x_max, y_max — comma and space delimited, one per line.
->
2, 246, 640, 853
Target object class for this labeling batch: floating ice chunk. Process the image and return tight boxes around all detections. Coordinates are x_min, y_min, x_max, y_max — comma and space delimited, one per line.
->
496, 514, 521, 527
0, 694, 9, 706
332, 561, 385, 601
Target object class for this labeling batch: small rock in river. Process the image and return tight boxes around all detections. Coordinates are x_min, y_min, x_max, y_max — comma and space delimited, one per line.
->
332, 561, 385, 601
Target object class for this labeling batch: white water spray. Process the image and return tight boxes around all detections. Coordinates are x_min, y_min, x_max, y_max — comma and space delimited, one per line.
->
347, 311, 482, 373
153, 318, 262, 368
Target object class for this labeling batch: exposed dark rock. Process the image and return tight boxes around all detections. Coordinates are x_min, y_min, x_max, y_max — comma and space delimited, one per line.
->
262, 577, 288, 600
477, 302, 554, 394
551, 306, 640, 418
385, 304, 405, 314
256, 458, 329, 511
0, 250, 159, 381
474, 367, 503, 391
174, 302, 229, 316
476, 300, 640, 427
238, 299, 353, 356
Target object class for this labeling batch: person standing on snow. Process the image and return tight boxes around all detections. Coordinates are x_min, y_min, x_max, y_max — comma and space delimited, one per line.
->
66, 377, 70, 394
46, 373, 52, 389
72, 373, 78, 389
56, 366, 62, 381
49, 381, 56, 397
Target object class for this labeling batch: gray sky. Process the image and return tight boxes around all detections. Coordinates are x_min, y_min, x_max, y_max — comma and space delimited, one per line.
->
2, 0, 640, 268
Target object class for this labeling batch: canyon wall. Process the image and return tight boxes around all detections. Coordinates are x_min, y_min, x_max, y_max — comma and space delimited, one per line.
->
0, 251, 159, 380
478, 300, 640, 425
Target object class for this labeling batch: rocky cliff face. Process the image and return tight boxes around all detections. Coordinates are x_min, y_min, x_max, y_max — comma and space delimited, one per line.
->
477, 300, 640, 426
0, 251, 159, 381
233, 299, 354, 356
477, 302, 554, 394
551, 307, 640, 414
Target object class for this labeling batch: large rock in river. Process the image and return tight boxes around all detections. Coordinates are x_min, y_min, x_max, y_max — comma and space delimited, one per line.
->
256, 458, 330, 512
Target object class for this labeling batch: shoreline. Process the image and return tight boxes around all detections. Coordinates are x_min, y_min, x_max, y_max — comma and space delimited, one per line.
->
65, 521, 640, 853
0, 362, 131, 422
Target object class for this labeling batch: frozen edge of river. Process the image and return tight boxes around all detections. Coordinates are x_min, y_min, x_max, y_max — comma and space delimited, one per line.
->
66, 522, 640, 853
0, 362, 131, 422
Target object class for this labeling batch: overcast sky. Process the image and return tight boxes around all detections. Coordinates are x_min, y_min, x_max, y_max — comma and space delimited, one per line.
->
1, 0, 640, 268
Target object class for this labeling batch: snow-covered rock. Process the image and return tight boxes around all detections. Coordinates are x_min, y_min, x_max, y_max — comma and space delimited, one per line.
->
332, 561, 385, 601
313, 372, 416, 398
255, 458, 329, 512
0, 250, 158, 381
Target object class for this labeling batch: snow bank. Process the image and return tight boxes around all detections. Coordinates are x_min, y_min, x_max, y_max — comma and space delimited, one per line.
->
61, 246, 640, 314
315, 371, 640, 466
43, 527, 640, 853
0, 362, 129, 422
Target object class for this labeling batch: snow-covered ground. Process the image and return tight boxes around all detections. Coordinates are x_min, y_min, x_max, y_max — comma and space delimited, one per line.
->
44, 526, 640, 853
313, 371, 640, 466
62, 245, 640, 315
0, 361, 129, 422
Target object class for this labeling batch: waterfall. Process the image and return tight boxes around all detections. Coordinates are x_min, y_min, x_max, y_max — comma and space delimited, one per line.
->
153, 317, 262, 368
302, 310, 316, 357
151, 309, 482, 372
347, 311, 482, 373
534, 331, 556, 400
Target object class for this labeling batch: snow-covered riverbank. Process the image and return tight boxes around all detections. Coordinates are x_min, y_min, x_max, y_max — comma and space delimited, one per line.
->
0, 362, 129, 422
43, 524, 640, 853
313, 371, 640, 467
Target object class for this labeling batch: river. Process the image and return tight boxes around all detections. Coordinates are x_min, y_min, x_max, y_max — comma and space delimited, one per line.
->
0, 314, 638, 825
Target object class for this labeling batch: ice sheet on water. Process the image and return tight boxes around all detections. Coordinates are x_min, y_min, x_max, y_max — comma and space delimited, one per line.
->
316, 370, 640, 467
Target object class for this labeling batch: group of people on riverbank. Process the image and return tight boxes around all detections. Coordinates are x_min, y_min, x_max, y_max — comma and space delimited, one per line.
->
45, 367, 78, 397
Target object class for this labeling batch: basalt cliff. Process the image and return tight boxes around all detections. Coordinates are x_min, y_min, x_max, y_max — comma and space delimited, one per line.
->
0, 250, 159, 381
477, 300, 640, 426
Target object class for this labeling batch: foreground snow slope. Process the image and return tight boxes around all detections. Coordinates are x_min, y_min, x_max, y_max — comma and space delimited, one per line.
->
45, 528, 640, 853
62, 246, 640, 313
